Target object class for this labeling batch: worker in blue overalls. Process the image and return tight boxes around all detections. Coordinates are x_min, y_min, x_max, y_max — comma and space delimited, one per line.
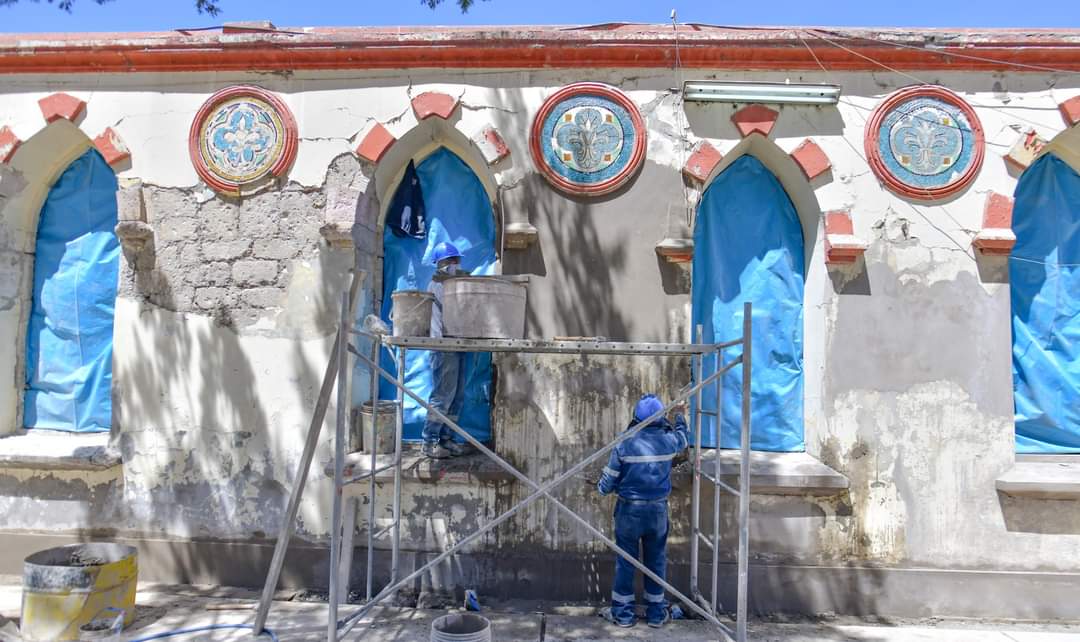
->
423, 241, 469, 459
597, 393, 690, 629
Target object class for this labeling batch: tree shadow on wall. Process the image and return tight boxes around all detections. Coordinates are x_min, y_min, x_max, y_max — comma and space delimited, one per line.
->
118, 181, 354, 589
503, 176, 632, 341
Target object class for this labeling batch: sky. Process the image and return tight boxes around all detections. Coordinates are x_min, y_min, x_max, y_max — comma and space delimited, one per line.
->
0, 0, 1077, 33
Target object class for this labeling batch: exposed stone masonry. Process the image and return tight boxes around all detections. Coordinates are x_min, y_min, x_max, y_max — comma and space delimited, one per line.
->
118, 155, 375, 329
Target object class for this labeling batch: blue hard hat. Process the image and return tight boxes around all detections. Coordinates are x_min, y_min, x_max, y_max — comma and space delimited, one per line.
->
432, 241, 462, 264
633, 394, 665, 423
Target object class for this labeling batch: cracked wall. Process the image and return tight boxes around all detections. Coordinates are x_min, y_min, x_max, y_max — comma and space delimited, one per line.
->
0, 68, 1078, 611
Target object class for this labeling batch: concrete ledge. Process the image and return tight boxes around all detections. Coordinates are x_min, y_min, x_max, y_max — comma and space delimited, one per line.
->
996, 459, 1080, 499
325, 444, 516, 484
0, 431, 120, 471
681, 451, 849, 496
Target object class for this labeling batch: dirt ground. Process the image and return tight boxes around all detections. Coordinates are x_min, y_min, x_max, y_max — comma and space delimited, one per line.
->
2, 577, 1080, 641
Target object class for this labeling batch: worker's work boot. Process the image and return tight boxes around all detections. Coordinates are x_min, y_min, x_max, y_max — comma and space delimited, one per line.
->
442, 441, 470, 457
599, 606, 635, 628
422, 442, 453, 459
647, 607, 671, 629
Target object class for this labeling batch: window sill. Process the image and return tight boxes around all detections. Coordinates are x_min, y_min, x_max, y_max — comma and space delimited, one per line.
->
996, 457, 1080, 499
325, 444, 516, 484
676, 450, 850, 496
0, 431, 121, 471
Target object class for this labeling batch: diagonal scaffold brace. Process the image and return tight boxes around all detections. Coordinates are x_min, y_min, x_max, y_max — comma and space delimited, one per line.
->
254, 290, 753, 642
342, 342, 741, 639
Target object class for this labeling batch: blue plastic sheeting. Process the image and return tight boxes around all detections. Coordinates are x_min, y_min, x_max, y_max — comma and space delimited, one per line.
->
24, 149, 119, 432
1011, 153, 1080, 454
691, 155, 805, 451
379, 148, 496, 442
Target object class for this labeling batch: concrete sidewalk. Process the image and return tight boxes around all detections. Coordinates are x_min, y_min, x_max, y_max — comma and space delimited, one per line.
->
2, 579, 1079, 641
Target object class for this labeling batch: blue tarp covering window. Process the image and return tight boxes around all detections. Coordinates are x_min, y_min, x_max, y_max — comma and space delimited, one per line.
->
24, 148, 119, 432
379, 148, 496, 442
1011, 153, 1080, 454
691, 155, 805, 451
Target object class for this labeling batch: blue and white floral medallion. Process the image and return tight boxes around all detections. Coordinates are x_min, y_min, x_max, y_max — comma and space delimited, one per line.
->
189, 86, 298, 195
865, 85, 984, 201
530, 83, 646, 196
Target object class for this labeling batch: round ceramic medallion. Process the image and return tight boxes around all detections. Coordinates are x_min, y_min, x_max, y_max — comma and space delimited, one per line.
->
864, 85, 984, 201
530, 82, 646, 196
188, 86, 298, 195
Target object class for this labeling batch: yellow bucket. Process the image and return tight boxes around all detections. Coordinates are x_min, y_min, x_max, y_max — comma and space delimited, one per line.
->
20, 543, 137, 641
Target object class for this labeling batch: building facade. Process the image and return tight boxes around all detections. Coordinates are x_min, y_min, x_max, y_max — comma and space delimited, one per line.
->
1, 25, 1079, 618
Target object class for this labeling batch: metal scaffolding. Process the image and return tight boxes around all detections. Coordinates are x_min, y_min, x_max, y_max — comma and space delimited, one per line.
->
254, 294, 754, 642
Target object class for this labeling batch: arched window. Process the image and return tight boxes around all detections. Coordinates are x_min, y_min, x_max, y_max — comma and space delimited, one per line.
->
1011, 144, 1080, 453
379, 147, 497, 442
691, 155, 805, 451
24, 148, 119, 432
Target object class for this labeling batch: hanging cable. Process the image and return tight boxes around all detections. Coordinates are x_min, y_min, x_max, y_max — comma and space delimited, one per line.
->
671, 8, 694, 228
811, 27, 1080, 77
796, 30, 980, 263
804, 29, 929, 86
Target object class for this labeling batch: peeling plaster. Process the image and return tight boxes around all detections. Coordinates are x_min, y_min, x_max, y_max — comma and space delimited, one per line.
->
2, 69, 1080, 599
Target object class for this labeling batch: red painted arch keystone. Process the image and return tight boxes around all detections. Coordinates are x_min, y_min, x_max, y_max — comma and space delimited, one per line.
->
823, 210, 868, 264
682, 141, 723, 184
38, 92, 86, 124
356, 123, 396, 163
973, 192, 1016, 255
731, 104, 779, 137
93, 127, 130, 167
411, 92, 459, 120
1060, 96, 1080, 127
0, 126, 21, 163
790, 139, 831, 181
472, 126, 510, 165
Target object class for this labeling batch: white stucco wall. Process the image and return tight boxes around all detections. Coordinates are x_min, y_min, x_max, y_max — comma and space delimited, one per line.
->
0, 66, 1078, 592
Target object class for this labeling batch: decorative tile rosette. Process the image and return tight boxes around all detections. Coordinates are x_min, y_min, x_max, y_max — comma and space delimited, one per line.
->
530, 82, 646, 196
188, 86, 298, 195
864, 85, 984, 201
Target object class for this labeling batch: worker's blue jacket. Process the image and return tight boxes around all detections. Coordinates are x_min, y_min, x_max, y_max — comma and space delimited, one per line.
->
597, 415, 690, 501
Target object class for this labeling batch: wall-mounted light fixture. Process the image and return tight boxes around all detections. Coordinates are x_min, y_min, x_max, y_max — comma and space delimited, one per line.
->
683, 81, 841, 105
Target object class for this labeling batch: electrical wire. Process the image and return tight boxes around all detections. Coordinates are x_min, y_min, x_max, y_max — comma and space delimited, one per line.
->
796, 30, 980, 262
810, 27, 1080, 77
671, 9, 694, 228
803, 32, 1080, 270
127, 623, 280, 642
803, 28, 929, 86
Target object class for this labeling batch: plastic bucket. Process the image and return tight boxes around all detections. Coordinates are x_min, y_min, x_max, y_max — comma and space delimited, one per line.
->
358, 400, 398, 454
443, 277, 527, 339
21, 544, 137, 642
430, 613, 491, 642
391, 290, 434, 337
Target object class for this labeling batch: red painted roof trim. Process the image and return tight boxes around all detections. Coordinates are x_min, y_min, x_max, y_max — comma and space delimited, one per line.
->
0, 26, 1078, 73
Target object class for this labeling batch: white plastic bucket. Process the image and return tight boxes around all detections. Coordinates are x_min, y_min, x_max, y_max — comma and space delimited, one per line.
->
443, 277, 526, 339
430, 613, 491, 642
391, 290, 434, 337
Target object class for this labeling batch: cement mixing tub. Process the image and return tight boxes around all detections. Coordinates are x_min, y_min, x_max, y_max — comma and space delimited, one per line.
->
443, 276, 527, 339
21, 543, 137, 642
391, 290, 434, 337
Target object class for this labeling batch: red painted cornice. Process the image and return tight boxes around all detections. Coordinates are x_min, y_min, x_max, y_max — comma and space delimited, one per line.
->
0, 25, 1078, 74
